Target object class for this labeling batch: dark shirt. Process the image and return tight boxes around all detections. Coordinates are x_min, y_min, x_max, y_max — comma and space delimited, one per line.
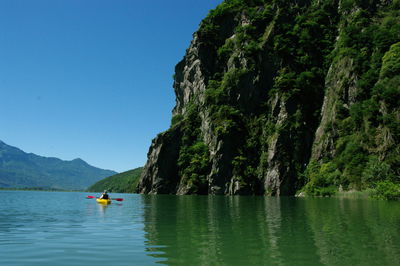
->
101, 193, 109, 199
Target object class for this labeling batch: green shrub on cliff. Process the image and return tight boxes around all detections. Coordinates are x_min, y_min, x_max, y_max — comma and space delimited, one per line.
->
175, 102, 211, 194
373, 181, 400, 200
380, 42, 400, 79
303, 161, 340, 196
177, 141, 210, 194
362, 157, 394, 188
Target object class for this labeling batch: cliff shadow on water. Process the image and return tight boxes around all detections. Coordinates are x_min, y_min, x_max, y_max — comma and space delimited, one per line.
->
137, 0, 400, 196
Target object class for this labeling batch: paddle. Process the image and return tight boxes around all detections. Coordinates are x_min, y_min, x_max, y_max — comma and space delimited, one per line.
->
86, 195, 124, 201
112, 198, 124, 201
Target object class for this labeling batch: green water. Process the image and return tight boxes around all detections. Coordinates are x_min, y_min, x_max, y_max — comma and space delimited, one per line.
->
0, 191, 399, 265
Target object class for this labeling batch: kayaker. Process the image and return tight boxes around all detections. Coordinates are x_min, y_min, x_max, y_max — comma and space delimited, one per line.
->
100, 190, 109, 199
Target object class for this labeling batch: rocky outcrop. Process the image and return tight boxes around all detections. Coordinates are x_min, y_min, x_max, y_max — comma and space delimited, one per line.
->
137, 128, 182, 194
137, 0, 399, 195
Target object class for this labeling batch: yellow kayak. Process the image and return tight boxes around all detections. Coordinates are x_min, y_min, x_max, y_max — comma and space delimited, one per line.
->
96, 198, 111, 204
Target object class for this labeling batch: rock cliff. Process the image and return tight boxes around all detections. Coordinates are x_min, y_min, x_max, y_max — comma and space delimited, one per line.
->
137, 0, 400, 195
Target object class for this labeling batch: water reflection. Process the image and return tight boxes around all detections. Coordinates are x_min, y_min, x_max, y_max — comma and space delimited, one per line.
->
305, 198, 400, 266
142, 195, 400, 265
97, 203, 108, 216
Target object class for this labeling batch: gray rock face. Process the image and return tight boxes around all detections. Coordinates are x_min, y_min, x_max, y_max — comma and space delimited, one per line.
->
137, 0, 399, 195
173, 34, 207, 116
137, 128, 182, 194
137, 3, 319, 195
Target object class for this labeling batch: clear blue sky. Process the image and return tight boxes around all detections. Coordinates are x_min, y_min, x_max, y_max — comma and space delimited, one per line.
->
0, 0, 223, 172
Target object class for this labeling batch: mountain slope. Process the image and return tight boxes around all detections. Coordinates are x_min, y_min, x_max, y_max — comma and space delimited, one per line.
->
137, 0, 399, 196
86, 167, 143, 193
0, 140, 117, 190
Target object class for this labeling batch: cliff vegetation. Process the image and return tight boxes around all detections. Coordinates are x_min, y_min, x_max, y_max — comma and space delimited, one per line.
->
137, 0, 400, 199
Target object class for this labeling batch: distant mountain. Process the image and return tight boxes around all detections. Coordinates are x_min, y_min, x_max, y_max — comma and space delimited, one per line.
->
0, 140, 117, 190
87, 167, 143, 193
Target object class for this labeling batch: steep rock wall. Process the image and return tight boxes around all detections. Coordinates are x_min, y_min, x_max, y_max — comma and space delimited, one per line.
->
137, 0, 399, 195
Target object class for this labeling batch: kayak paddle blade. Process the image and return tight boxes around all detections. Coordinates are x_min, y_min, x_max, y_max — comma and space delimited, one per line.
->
112, 198, 124, 201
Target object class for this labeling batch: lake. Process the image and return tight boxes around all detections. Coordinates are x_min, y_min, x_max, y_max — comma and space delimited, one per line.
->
0, 191, 399, 265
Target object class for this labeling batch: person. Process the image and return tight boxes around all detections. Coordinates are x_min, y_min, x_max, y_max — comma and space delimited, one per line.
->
100, 190, 109, 199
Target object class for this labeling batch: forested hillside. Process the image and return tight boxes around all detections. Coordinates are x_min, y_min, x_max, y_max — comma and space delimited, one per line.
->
87, 167, 142, 193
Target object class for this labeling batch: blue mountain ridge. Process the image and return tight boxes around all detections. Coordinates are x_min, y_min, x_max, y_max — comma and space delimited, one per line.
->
0, 140, 117, 190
